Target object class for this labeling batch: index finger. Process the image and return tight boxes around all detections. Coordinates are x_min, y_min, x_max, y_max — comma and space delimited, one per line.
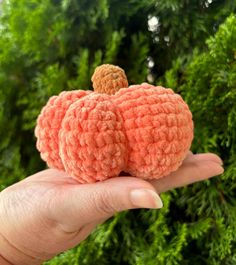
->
150, 153, 224, 194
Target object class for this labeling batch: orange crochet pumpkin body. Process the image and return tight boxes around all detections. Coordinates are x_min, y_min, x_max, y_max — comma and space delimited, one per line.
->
59, 93, 128, 183
35, 65, 193, 183
35, 90, 91, 170
114, 84, 193, 180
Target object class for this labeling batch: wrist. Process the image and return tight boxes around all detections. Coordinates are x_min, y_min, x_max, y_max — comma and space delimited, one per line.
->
0, 232, 42, 265
0, 194, 42, 265
0, 254, 13, 265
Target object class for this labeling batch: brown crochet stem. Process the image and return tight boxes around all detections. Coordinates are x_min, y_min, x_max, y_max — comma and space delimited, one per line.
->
91, 64, 129, 95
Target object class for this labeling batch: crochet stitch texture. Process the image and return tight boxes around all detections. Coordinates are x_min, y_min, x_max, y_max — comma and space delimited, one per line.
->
35, 64, 193, 183
91, 64, 128, 95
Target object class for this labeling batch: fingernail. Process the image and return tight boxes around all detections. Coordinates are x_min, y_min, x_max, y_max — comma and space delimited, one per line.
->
130, 189, 163, 209
217, 166, 224, 175
215, 156, 224, 165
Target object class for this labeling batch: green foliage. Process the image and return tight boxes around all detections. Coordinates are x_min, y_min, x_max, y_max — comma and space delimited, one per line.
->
147, 0, 236, 76
163, 14, 236, 264
0, 0, 236, 264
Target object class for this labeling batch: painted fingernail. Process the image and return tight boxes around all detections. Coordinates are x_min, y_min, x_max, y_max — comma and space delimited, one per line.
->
130, 189, 163, 209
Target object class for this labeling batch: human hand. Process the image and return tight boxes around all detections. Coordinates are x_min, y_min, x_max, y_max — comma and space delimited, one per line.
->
0, 152, 223, 265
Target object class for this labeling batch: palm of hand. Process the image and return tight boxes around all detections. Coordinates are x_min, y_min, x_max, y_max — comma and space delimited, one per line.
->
0, 152, 223, 264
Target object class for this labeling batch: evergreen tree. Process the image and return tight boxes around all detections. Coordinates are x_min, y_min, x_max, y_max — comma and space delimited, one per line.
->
0, 0, 235, 264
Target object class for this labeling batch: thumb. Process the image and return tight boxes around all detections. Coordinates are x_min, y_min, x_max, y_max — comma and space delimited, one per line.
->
52, 177, 163, 229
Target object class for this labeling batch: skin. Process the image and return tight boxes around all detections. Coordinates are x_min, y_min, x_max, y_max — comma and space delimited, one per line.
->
0, 152, 224, 265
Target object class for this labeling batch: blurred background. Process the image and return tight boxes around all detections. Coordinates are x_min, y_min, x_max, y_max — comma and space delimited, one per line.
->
0, 0, 236, 264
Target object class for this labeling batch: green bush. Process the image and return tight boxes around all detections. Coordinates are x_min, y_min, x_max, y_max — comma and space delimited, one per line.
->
0, 0, 235, 264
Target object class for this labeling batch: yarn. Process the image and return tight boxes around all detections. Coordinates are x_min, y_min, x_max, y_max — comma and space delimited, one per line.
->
91, 64, 128, 95
35, 64, 193, 183
59, 93, 127, 183
34, 90, 91, 170
114, 84, 193, 180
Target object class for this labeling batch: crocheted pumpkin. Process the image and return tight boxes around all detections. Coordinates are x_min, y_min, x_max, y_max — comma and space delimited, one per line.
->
35, 64, 193, 183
